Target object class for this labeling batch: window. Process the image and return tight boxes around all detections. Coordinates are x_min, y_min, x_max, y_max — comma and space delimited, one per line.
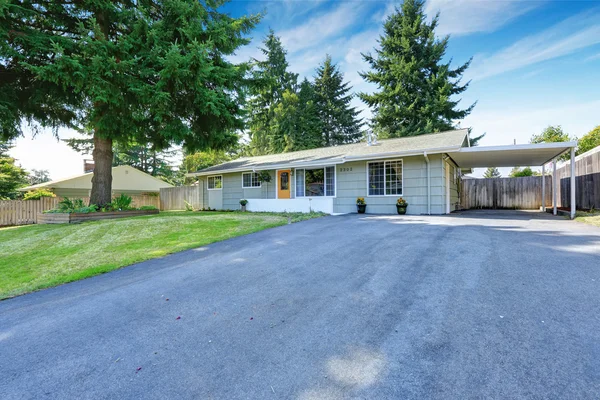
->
295, 167, 335, 197
368, 160, 402, 196
207, 175, 222, 190
242, 172, 261, 188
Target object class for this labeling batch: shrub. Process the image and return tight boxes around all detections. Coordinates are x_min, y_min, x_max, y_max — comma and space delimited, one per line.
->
184, 200, 194, 211
111, 194, 133, 211
23, 189, 56, 200
46, 198, 97, 213
138, 205, 158, 211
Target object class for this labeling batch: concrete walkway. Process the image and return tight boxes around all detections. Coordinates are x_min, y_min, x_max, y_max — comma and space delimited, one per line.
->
1, 212, 599, 399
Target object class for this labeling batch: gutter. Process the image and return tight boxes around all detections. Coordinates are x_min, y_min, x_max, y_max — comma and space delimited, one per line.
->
424, 152, 431, 215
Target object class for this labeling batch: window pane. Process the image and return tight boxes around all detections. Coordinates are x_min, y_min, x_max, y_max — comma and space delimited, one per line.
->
243, 173, 250, 187
280, 172, 289, 190
243, 173, 260, 188
385, 160, 402, 195
305, 169, 324, 196
326, 166, 335, 196
368, 162, 384, 195
296, 169, 305, 197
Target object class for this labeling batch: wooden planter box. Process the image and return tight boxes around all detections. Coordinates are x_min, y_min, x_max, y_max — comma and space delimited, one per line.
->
37, 209, 159, 224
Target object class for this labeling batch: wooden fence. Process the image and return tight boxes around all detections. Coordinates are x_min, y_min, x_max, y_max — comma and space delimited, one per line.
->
555, 147, 600, 210
160, 186, 204, 211
461, 176, 552, 210
0, 195, 160, 227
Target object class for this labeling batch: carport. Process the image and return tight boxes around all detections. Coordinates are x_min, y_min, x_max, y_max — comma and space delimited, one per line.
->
447, 141, 578, 218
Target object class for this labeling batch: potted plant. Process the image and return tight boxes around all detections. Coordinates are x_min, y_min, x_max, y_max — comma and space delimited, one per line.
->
356, 197, 366, 214
239, 199, 248, 212
396, 197, 408, 215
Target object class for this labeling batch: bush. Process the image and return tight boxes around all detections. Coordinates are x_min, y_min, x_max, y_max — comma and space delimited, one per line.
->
23, 189, 56, 200
111, 194, 133, 211
45, 198, 97, 214
138, 205, 157, 210
184, 200, 194, 211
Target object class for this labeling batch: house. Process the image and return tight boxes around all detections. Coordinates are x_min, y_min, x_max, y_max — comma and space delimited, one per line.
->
187, 129, 469, 215
19, 165, 174, 198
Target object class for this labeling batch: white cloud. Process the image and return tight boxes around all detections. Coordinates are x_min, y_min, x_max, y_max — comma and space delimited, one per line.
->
467, 8, 600, 81
425, 0, 539, 37
585, 52, 600, 62
279, 2, 369, 53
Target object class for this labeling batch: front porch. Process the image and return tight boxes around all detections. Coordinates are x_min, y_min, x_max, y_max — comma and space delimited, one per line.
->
244, 197, 334, 214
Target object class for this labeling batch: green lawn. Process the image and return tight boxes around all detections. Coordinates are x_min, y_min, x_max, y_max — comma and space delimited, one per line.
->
0, 211, 324, 299
575, 211, 600, 227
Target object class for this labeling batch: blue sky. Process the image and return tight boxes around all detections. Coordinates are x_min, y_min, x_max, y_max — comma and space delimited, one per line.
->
10, 0, 600, 179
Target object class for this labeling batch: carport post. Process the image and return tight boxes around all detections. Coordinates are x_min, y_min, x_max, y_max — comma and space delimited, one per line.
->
553, 158, 557, 216
541, 164, 546, 212
570, 147, 576, 219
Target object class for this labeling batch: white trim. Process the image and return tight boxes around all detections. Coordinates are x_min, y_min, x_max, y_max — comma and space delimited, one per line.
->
456, 141, 578, 154
445, 162, 451, 214
241, 172, 261, 189
207, 175, 223, 191
366, 159, 404, 197
294, 166, 337, 198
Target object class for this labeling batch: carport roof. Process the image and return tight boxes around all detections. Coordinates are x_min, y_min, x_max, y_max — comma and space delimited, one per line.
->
447, 141, 577, 168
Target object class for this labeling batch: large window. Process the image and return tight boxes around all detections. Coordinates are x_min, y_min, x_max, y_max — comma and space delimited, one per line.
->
368, 160, 402, 196
295, 166, 335, 197
242, 172, 261, 188
207, 175, 222, 190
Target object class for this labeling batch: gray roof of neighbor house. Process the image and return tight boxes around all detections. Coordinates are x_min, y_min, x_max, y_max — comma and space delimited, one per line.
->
190, 129, 470, 176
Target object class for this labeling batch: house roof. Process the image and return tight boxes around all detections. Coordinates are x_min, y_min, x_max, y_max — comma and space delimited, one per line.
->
190, 129, 470, 176
19, 165, 174, 192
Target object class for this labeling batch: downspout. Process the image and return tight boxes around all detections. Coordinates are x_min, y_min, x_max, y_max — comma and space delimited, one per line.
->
424, 152, 431, 215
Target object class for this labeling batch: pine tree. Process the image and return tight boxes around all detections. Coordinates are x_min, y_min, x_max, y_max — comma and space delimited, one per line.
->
359, 0, 475, 138
0, 141, 28, 199
296, 78, 323, 149
313, 55, 363, 145
1, 1, 261, 206
483, 167, 501, 178
247, 30, 298, 155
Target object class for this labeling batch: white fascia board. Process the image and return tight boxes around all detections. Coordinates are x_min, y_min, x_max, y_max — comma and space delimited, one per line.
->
187, 158, 346, 177
457, 141, 578, 154
343, 147, 463, 162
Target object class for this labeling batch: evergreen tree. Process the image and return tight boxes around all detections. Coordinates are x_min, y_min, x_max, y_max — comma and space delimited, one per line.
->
313, 55, 363, 145
359, 0, 475, 138
296, 78, 323, 149
482, 167, 501, 178
1, 1, 261, 206
0, 141, 28, 199
247, 30, 298, 155
27, 169, 51, 186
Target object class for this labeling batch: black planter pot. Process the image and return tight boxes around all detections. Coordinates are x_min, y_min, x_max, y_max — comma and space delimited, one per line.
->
357, 204, 366, 214
396, 205, 407, 215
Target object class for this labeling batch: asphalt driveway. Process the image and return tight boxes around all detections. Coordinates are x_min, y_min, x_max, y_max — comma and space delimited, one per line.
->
1, 211, 600, 399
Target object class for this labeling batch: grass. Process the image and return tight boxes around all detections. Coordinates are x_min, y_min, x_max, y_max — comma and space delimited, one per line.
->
0, 211, 325, 299
574, 210, 600, 227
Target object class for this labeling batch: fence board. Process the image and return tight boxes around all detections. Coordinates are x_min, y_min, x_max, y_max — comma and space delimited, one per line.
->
159, 186, 204, 210
461, 176, 552, 210
555, 148, 600, 210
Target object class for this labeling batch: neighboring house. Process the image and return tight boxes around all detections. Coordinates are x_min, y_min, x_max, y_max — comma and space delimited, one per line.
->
187, 129, 468, 215
19, 165, 173, 198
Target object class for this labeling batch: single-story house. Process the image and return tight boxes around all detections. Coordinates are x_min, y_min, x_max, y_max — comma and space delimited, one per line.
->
188, 128, 578, 216
187, 130, 468, 215
19, 165, 173, 198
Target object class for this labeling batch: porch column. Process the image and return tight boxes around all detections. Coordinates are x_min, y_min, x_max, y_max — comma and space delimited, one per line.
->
553, 158, 557, 216
541, 164, 546, 212
570, 147, 576, 219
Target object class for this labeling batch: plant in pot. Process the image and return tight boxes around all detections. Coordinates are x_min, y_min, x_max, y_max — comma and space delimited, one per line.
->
396, 197, 408, 215
356, 197, 366, 214
239, 199, 248, 212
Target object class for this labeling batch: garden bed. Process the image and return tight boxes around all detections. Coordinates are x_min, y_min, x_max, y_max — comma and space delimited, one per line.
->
38, 209, 159, 224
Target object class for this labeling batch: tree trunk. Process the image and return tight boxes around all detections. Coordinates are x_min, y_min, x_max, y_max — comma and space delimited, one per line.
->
89, 134, 113, 207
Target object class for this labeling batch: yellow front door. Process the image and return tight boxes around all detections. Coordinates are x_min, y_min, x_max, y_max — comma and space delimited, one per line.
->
277, 170, 291, 199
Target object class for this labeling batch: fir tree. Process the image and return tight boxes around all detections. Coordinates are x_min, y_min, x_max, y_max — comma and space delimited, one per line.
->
359, 0, 475, 138
1, 0, 261, 206
247, 30, 298, 155
296, 78, 323, 149
313, 55, 363, 145
483, 167, 501, 178
0, 141, 28, 199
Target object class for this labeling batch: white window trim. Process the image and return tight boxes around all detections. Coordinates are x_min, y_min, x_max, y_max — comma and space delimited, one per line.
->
241, 172, 262, 189
366, 159, 404, 197
294, 166, 337, 198
207, 175, 223, 191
